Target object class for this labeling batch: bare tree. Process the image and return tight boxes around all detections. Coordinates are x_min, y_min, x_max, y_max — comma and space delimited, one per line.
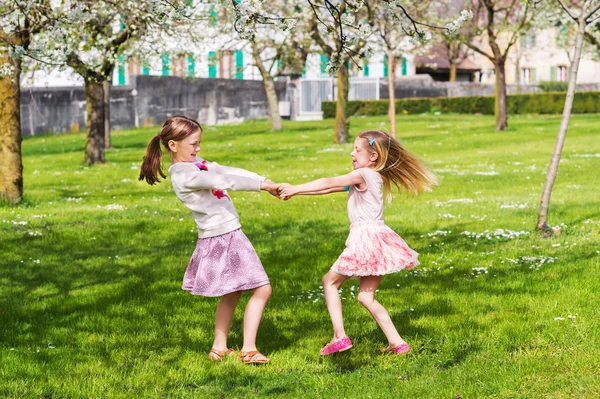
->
308, 0, 376, 144
463, 0, 537, 131
536, 0, 600, 231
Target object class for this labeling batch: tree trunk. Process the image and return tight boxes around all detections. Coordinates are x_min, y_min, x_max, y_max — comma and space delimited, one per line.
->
515, 57, 521, 94
536, 17, 586, 231
449, 62, 457, 82
263, 75, 282, 131
0, 49, 23, 204
252, 43, 282, 131
334, 62, 350, 144
494, 60, 508, 131
84, 78, 106, 164
103, 80, 112, 148
387, 49, 397, 138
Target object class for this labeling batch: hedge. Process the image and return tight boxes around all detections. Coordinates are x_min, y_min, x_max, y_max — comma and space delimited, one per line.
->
321, 91, 600, 118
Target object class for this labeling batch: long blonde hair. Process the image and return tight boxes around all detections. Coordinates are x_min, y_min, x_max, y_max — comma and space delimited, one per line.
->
138, 116, 202, 185
358, 130, 438, 202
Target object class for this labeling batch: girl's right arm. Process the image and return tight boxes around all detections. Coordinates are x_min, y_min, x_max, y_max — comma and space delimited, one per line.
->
279, 170, 364, 199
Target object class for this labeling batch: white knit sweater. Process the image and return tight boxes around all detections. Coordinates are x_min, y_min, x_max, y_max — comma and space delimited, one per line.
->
168, 157, 265, 238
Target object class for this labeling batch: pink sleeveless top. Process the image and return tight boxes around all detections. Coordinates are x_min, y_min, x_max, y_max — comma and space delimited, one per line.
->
347, 168, 384, 223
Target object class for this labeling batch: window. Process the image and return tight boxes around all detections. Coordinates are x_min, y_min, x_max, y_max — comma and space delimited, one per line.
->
557, 66, 568, 82
161, 53, 170, 76
521, 68, 536, 84
320, 54, 329, 77
521, 32, 536, 48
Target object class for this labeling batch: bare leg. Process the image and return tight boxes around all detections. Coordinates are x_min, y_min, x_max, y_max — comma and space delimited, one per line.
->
241, 284, 272, 352
322, 270, 351, 342
213, 291, 243, 351
357, 276, 406, 347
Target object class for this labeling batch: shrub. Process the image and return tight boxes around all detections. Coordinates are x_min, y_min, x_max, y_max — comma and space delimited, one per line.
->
538, 81, 568, 92
322, 92, 600, 118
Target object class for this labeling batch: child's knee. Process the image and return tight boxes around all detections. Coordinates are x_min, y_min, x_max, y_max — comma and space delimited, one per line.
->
357, 291, 374, 307
256, 284, 272, 299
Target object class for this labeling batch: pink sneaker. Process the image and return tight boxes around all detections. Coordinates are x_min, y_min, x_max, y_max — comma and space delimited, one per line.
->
381, 342, 410, 354
320, 336, 353, 355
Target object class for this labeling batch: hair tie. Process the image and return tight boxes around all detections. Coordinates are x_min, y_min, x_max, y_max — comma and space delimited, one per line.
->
157, 134, 162, 139
368, 138, 375, 146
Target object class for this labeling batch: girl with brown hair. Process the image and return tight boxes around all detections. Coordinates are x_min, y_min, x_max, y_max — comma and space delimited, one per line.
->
139, 116, 279, 364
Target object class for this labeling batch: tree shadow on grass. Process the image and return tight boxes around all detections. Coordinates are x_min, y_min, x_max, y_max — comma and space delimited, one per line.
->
1, 213, 594, 384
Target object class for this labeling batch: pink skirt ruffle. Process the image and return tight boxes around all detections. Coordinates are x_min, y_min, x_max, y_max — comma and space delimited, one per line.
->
331, 221, 419, 276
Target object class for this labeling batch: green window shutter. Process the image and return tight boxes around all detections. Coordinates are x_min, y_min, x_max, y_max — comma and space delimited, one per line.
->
532, 68, 537, 83
185, 0, 193, 6
520, 34, 526, 47
208, 51, 217, 78
187, 53, 195, 77
401, 57, 407, 76
320, 54, 329, 76
119, 15, 125, 31
142, 62, 150, 75
118, 55, 126, 85
161, 53, 169, 76
235, 50, 243, 79
209, 5, 217, 25
383, 54, 388, 77
550, 66, 556, 81
515, 66, 519, 82
363, 59, 369, 77
302, 65, 306, 78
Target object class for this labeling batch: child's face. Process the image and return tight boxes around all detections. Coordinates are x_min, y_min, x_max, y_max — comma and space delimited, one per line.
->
170, 131, 202, 163
351, 137, 377, 169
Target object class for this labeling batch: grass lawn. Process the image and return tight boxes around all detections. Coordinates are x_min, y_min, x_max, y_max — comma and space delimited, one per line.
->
1, 113, 599, 398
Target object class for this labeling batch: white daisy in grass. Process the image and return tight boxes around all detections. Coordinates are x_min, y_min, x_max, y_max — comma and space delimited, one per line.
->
438, 213, 460, 219
432, 198, 474, 207
97, 204, 126, 211
428, 230, 451, 237
474, 171, 500, 176
461, 229, 529, 240
500, 202, 528, 209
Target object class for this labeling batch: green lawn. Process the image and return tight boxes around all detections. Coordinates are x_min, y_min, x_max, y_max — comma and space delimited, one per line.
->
1, 114, 599, 398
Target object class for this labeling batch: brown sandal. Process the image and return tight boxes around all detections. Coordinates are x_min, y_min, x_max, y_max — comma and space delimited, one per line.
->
208, 348, 235, 361
239, 350, 270, 364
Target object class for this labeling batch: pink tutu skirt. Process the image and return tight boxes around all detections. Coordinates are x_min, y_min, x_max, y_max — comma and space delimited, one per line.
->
331, 220, 419, 277
182, 228, 270, 297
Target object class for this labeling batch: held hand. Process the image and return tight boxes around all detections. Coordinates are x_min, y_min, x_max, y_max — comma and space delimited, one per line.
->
262, 179, 281, 199
277, 183, 295, 200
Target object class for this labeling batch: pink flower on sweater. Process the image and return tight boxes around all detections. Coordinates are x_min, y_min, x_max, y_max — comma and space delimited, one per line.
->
195, 161, 208, 171
195, 161, 230, 201
212, 189, 230, 200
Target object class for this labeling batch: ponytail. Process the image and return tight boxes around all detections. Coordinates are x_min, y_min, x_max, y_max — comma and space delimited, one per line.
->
139, 135, 166, 185
138, 116, 203, 185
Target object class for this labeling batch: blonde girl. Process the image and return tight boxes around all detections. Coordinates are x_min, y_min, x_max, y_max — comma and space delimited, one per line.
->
279, 130, 437, 355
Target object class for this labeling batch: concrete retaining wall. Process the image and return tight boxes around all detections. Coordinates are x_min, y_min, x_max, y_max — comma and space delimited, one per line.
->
19, 75, 286, 136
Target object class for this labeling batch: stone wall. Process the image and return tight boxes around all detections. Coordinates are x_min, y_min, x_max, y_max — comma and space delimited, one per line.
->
19, 75, 286, 136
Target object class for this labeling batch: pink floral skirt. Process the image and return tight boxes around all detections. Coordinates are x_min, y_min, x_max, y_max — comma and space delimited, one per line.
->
182, 229, 270, 297
331, 220, 419, 277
